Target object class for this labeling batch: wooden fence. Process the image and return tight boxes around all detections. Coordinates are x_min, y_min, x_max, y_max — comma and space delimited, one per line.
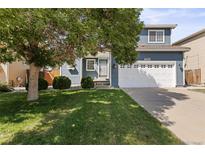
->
185, 69, 201, 85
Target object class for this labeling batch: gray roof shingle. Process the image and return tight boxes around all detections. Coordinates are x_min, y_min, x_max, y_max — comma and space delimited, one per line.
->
144, 24, 177, 29
136, 44, 190, 52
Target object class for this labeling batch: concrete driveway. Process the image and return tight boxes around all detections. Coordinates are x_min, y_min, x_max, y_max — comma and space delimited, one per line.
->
123, 88, 205, 144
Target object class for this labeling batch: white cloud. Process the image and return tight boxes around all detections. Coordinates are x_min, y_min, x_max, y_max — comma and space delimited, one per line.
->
141, 9, 179, 23
141, 9, 205, 24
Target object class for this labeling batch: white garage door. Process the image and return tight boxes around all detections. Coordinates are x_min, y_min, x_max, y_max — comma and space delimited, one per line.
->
118, 61, 176, 88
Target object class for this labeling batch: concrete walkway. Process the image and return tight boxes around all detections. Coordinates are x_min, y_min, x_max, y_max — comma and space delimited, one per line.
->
123, 88, 205, 144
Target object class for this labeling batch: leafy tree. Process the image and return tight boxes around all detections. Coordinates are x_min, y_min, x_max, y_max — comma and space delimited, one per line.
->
0, 9, 143, 101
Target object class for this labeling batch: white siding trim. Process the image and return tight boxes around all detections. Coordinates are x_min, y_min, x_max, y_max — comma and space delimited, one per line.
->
183, 53, 185, 86
109, 52, 112, 87
59, 66, 62, 76
79, 58, 82, 82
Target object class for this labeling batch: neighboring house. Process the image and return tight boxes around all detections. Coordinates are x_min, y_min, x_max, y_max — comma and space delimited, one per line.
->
173, 28, 205, 85
0, 61, 29, 86
61, 24, 190, 88
8, 61, 29, 86
0, 61, 60, 86
0, 42, 60, 86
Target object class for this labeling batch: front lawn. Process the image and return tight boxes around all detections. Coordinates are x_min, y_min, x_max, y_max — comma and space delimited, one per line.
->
0, 89, 181, 144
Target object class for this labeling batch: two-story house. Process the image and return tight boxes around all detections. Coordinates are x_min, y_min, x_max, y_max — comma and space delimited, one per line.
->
61, 24, 190, 88
1, 24, 189, 88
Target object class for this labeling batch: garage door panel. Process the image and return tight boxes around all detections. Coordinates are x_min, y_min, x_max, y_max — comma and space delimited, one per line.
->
119, 62, 176, 88
120, 70, 159, 87
119, 69, 159, 87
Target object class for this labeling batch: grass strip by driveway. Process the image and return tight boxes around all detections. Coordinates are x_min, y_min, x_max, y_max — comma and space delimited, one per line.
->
0, 89, 181, 144
189, 89, 205, 94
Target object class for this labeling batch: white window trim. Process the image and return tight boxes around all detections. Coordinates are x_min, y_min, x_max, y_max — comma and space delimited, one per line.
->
148, 29, 165, 44
86, 59, 95, 71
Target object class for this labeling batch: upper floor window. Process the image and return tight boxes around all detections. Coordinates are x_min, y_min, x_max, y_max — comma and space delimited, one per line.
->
148, 30, 164, 43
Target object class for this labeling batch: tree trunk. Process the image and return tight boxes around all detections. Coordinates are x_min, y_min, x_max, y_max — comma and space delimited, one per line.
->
27, 63, 41, 101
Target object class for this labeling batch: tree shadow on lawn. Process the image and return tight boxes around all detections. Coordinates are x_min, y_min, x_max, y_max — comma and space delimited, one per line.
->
0, 89, 181, 145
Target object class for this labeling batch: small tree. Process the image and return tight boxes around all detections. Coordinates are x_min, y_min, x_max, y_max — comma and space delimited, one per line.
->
0, 9, 143, 101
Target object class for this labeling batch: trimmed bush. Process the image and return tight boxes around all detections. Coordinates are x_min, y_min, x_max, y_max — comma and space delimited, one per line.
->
26, 78, 48, 91
0, 82, 13, 92
38, 78, 48, 90
52, 76, 71, 89
81, 76, 94, 89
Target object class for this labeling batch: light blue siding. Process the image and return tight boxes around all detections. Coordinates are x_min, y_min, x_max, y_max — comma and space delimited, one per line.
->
139, 28, 171, 45
138, 52, 183, 61
62, 27, 184, 87
111, 56, 119, 87
176, 61, 184, 86
82, 58, 98, 79
61, 59, 82, 86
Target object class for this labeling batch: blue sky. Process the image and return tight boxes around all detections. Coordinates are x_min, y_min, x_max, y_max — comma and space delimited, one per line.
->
140, 8, 205, 43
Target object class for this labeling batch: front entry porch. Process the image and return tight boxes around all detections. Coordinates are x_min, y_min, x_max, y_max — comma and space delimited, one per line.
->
82, 52, 111, 86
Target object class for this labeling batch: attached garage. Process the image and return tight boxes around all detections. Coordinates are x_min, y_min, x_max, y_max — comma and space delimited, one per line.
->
118, 61, 176, 88
111, 47, 190, 88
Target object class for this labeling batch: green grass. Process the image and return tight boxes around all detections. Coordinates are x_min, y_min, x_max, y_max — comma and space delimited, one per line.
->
0, 89, 181, 144
190, 89, 205, 94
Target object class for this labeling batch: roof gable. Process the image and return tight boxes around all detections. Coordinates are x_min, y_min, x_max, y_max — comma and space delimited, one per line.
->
173, 28, 205, 45
144, 24, 177, 29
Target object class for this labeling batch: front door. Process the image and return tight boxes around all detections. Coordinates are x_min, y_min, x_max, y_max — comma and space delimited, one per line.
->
99, 59, 108, 78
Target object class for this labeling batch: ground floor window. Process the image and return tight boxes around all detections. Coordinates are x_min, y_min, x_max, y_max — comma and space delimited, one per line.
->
86, 59, 95, 71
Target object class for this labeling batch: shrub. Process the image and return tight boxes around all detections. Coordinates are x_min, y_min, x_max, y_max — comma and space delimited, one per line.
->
26, 78, 48, 91
81, 76, 94, 89
52, 76, 71, 89
0, 82, 13, 92
38, 78, 49, 90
